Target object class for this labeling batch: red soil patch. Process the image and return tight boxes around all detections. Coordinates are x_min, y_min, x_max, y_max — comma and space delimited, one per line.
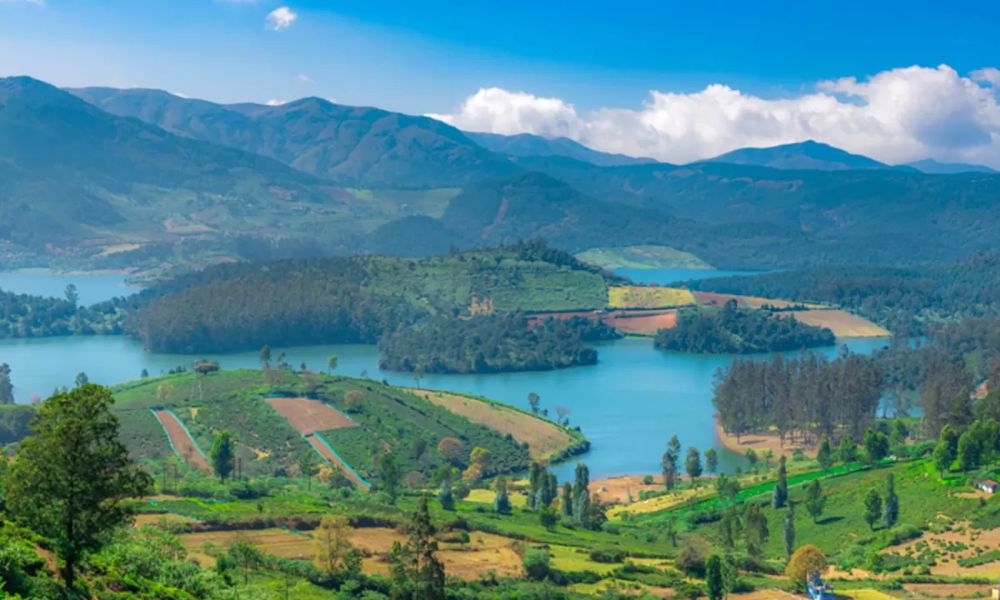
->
305, 433, 370, 490
153, 409, 211, 472
603, 310, 677, 334
266, 397, 356, 435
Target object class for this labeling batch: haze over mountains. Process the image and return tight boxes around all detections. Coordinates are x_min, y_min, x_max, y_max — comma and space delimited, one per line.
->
1, 76, 998, 273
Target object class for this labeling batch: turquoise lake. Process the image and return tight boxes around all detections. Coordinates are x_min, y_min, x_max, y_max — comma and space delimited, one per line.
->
0, 270, 889, 480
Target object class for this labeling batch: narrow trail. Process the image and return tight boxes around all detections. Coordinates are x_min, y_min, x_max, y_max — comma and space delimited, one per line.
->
152, 408, 211, 472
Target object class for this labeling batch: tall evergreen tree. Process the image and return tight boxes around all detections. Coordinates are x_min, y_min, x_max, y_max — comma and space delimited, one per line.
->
685, 447, 703, 482
804, 480, 825, 523
705, 448, 719, 473
772, 455, 788, 508
210, 430, 235, 482
560, 481, 573, 518
493, 477, 511, 515
883, 473, 899, 528
573, 462, 590, 526
705, 555, 724, 600
390, 495, 445, 600
816, 435, 833, 469
0, 363, 13, 405
863, 489, 882, 530
783, 505, 795, 557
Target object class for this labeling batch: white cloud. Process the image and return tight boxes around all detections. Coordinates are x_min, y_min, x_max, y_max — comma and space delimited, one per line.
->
265, 6, 297, 31
431, 65, 1000, 167
296, 73, 313, 84
265, 98, 287, 106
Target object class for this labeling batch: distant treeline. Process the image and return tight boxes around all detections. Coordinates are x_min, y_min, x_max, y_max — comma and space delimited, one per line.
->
379, 314, 621, 374
0, 288, 127, 339
714, 313, 1000, 443
688, 252, 1000, 335
714, 352, 881, 443
654, 301, 835, 354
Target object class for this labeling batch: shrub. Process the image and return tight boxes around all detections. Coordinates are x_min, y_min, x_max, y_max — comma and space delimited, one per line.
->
522, 547, 552, 581
588, 548, 626, 563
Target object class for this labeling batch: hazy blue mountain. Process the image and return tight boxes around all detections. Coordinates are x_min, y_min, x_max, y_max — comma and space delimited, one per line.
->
465, 131, 656, 166
904, 159, 997, 174
702, 140, 890, 171
0, 77, 338, 258
72, 87, 519, 187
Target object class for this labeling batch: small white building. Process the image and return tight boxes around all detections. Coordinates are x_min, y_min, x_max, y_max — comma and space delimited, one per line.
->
977, 479, 1000, 494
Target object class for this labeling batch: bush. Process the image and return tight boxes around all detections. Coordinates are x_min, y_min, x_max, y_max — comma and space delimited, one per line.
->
523, 547, 552, 581
588, 547, 626, 564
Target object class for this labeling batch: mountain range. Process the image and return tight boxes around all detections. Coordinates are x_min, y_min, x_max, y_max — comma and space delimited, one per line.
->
1, 76, 998, 273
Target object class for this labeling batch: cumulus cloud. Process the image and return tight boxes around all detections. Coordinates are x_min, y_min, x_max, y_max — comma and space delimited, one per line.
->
430, 65, 1000, 167
265, 6, 297, 31
265, 98, 287, 106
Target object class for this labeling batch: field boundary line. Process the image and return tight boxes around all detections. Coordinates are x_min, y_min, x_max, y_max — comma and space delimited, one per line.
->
306, 432, 372, 490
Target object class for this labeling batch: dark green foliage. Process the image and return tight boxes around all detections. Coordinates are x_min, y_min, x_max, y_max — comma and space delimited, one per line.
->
573, 463, 591, 527
378, 452, 402, 503
705, 554, 724, 600
838, 435, 859, 463
934, 425, 959, 474
0, 404, 34, 445
685, 447, 703, 481
772, 456, 788, 508
655, 301, 835, 354
863, 428, 890, 463
805, 480, 825, 523
379, 313, 619, 374
560, 482, 573, 518
0, 363, 12, 405
0, 289, 127, 340
742, 503, 769, 560
210, 431, 235, 482
714, 352, 881, 443
817, 436, 833, 469
522, 546, 553, 581
863, 488, 882, 530
883, 473, 899, 528
390, 496, 446, 600
494, 477, 511, 515
5, 384, 152, 590
704, 448, 718, 473
783, 505, 795, 557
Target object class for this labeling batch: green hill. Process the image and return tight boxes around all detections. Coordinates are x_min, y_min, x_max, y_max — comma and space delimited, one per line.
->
703, 140, 891, 171
112, 369, 570, 484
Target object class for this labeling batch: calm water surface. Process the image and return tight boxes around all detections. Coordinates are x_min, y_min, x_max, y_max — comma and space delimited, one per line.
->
0, 270, 133, 305
0, 268, 888, 480
615, 267, 771, 286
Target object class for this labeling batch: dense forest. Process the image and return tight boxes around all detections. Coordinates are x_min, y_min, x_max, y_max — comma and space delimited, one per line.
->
715, 313, 1000, 444
379, 314, 621, 374
132, 241, 615, 354
688, 252, 1000, 335
0, 286, 127, 338
654, 302, 835, 354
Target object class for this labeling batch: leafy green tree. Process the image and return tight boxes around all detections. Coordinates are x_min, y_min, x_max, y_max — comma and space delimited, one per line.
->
228, 539, 264, 585
743, 503, 769, 560
522, 546, 552, 581
783, 505, 795, 557
745, 449, 759, 471
494, 477, 511, 514
934, 424, 959, 474
838, 435, 858, 463
64, 283, 79, 307
527, 392, 540, 415
804, 479, 825, 523
210, 431, 235, 482
5, 385, 152, 590
661, 451, 678, 491
816, 435, 833, 469
863, 488, 882, 530
715, 474, 741, 502
705, 448, 718, 473
685, 447, 703, 482
378, 451, 402, 504
705, 554, 724, 600
573, 463, 590, 526
719, 507, 742, 550
883, 473, 899, 528
297, 449, 318, 491
74, 372, 89, 388
438, 475, 455, 511
539, 507, 558, 530
772, 455, 788, 508
667, 435, 682, 464
721, 553, 740, 598
957, 430, 981, 471
259, 344, 271, 369
863, 428, 890, 463
326, 355, 338, 374
560, 482, 573, 518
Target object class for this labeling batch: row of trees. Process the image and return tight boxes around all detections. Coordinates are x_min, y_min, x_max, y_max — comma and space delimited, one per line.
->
713, 350, 882, 444
655, 300, 835, 355
0, 284, 128, 339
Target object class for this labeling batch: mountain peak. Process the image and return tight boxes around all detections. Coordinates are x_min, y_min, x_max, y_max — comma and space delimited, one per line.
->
703, 140, 889, 171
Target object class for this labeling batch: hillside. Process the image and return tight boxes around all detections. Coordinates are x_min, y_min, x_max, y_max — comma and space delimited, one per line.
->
905, 158, 997, 174
466, 131, 655, 166
72, 87, 519, 187
113, 368, 583, 483
703, 140, 891, 171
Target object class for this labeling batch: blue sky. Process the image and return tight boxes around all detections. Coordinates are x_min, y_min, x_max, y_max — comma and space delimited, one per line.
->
2, 0, 999, 165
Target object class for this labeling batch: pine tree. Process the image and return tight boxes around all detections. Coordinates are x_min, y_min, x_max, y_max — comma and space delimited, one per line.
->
816, 435, 833, 469
934, 425, 959, 474
705, 448, 719, 473
706, 554, 724, 600
772, 455, 788, 508
863, 488, 882, 530
804, 480, 825, 523
391, 496, 445, 600
438, 476, 455, 511
783, 505, 795, 557
883, 473, 899, 528
493, 477, 511, 514
210, 430, 235, 482
685, 447, 703, 482
573, 462, 590, 526
560, 481, 573, 518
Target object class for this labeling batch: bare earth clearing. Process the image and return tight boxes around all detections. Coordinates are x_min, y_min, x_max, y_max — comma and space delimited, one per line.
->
787, 309, 891, 338
889, 521, 1000, 577
409, 389, 574, 461
265, 397, 357, 434
589, 475, 665, 504
304, 433, 370, 490
715, 417, 816, 459
153, 409, 211, 472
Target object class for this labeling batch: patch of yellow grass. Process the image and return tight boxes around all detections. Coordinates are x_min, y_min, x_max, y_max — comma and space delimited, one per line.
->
464, 488, 527, 508
607, 487, 705, 518
788, 309, 891, 338
838, 590, 897, 600
608, 286, 696, 309
550, 545, 620, 575
408, 389, 574, 461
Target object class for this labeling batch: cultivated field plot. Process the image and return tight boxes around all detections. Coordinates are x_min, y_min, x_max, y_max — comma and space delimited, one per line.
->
152, 409, 211, 472
692, 291, 807, 309
788, 309, 890, 337
304, 433, 371, 490
602, 310, 677, 334
409, 389, 575, 461
178, 527, 523, 580
265, 397, 356, 435
608, 286, 696, 309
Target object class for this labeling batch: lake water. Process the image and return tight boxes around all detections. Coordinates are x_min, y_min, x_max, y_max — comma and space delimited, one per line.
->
0, 270, 133, 305
615, 267, 769, 286
0, 268, 889, 481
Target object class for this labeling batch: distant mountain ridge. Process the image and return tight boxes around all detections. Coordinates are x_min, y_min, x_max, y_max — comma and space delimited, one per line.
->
71, 87, 520, 187
465, 131, 657, 167
904, 159, 997, 174
702, 140, 892, 171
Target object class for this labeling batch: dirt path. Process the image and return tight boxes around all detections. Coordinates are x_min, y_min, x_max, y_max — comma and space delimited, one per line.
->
715, 415, 815, 459
152, 409, 211, 472
305, 433, 371, 490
